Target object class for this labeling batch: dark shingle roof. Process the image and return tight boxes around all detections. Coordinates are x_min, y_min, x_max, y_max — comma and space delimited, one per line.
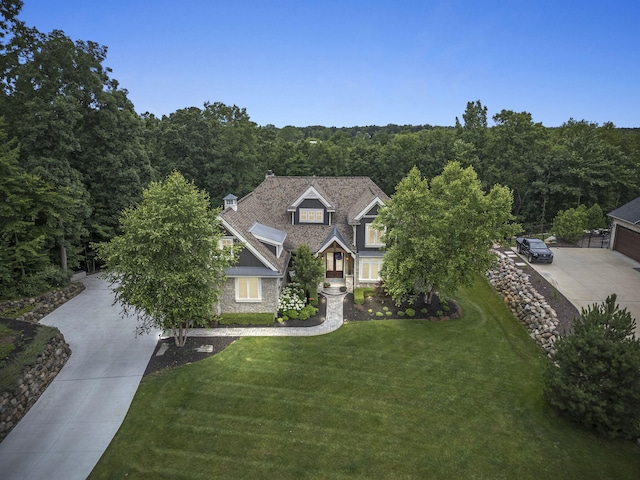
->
608, 196, 640, 225
219, 176, 389, 274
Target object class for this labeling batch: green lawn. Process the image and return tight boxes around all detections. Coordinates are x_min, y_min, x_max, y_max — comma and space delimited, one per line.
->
90, 278, 640, 479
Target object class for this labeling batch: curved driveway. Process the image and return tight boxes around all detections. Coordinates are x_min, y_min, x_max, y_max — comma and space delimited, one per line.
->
0, 278, 345, 479
0, 275, 160, 480
519, 247, 640, 337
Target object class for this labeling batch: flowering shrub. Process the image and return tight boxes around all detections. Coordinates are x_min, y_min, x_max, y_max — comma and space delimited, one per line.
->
278, 283, 306, 313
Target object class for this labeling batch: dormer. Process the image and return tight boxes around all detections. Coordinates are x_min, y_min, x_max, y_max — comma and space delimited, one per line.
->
287, 184, 336, 225
249, 222, 287, 258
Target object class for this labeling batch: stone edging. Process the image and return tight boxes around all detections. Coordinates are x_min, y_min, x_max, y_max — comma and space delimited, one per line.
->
486, 251, 559, 356
0, 282, 85, 323
0, 332, 71, 441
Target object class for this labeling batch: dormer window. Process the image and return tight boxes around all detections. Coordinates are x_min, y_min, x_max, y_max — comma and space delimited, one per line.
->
299, 208, 324, 223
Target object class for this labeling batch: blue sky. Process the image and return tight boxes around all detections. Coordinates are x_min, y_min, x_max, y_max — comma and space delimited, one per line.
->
19, 0, 640, 127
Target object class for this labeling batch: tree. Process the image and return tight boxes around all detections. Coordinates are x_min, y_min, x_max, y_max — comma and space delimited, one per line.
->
375, 163, 518, 305
96, 172, 236, 346
544, 294, 640, 439
291, 244, 324, 299
552, 205, 588, 242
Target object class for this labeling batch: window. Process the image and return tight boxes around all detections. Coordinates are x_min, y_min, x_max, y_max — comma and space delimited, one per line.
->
218, 237, 234, 250
236, 277, 261, 302
299, 208, 324, 223
365, 223, 384, 247
359, 257, 383, 281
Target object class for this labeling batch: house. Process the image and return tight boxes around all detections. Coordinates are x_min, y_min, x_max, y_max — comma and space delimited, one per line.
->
217, 172, 389, 315
608, 196, 640, 263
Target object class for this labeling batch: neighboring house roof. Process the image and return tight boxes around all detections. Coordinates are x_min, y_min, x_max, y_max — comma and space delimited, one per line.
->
608, 196, 640, 225
219, 176, 389, 274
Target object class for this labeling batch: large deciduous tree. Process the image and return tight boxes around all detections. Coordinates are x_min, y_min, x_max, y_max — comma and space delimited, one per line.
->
96, 172, 236, 346
375, 162, 518, 305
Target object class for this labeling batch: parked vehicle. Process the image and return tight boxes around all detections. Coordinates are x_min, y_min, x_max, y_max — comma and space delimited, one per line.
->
515, 237, 554, 264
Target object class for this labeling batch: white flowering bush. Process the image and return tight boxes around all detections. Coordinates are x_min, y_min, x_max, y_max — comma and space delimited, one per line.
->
278, 283, 306, 313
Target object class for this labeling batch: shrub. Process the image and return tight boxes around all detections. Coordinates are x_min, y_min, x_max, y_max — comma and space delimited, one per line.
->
298, 304, 318, 321
278, 284, 306, 314
385, 311, 392, 316
308, 285, 318, 307
397, 311, 405, 317
367, 308, 373, 314
553, 205, 588, 242
375, 311, 384, 317
544, 294, 640, 439
354, 287, 375, 305
420, 308, 428, 314
436, 310, 444, 317
218, 313, 275, 326
405, 308, 416, 317
283, 309, 299, 319
382, 306, 389, 311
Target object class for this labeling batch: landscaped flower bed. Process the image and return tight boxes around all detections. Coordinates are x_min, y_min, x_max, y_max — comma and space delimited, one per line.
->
344, 288, 459, 321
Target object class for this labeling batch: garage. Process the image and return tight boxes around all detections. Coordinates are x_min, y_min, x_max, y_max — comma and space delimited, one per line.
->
613, 225, 640, 262
608, 196, 640, 263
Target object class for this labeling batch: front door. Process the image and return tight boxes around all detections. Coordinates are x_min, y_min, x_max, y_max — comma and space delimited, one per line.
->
325, 251, 344, 278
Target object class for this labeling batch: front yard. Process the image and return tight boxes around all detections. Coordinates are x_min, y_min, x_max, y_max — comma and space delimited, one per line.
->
89, 277, 640, 479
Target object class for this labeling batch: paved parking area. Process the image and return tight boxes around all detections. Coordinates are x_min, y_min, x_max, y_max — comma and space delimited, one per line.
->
515, 247, 640, 337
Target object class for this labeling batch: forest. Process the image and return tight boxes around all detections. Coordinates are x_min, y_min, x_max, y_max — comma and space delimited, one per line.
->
1, 1, 639, 298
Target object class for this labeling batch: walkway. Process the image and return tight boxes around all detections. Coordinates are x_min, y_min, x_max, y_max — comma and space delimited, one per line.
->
161, 288, 346, 339
0, 276, 160, 480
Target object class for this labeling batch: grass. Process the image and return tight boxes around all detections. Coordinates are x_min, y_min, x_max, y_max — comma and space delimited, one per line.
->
0, 324, 19, 362
90, 277, 640, 479
0, 324, 58, 392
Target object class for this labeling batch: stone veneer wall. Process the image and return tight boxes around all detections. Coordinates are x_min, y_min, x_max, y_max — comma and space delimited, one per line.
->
0, 282, 82, 442
486, 251, 560, 356
0, 332, 71, 441
218, 277, 279, 315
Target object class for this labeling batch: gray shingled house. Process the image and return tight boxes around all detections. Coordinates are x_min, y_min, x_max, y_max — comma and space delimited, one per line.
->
608, 196, 640, 262
216, 172, 389, 315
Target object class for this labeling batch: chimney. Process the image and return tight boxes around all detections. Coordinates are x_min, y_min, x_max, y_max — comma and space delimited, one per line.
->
266, 169, 275, 179
223, 194, 237, 211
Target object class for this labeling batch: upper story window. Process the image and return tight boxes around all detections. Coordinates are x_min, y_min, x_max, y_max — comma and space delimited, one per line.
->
299, 208, 324, 223
218, 237, 234, 250
365, 223, 385, 247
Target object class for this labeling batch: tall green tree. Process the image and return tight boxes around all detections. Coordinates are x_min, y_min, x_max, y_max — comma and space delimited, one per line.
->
291, 244, 324, 299
375, 163, 518, 304
0, 122, 74, 297
96, 172, 236, 346
544, 295, 640, 440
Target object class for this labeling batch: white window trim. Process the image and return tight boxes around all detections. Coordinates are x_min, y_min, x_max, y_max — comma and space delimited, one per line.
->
365, 223, 385, 247
359, 257, 383, 282
299, 208, 324, 223
235, 277, 262, 302
218, 237, 234, 250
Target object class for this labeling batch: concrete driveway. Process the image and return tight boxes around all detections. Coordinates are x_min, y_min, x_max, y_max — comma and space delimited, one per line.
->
0, 275, 160, 480
518, 247, 640, 337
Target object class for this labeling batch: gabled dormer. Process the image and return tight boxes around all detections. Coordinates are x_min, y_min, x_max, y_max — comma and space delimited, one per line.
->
287, 184, 336, 225
249, 222, 287, 258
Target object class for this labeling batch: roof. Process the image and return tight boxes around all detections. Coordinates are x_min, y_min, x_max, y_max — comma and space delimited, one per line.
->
219, 176, 389, 274
608, 196, 640, 225
249, 222, 287, 245
226, 267, 282, 277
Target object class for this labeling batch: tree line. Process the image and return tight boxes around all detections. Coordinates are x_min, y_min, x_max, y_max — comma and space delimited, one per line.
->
1, 1, 639, 298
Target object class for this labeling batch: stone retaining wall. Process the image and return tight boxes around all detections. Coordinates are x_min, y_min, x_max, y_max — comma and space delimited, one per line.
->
486, 251, 559, 356
0, 282, 85, 323
0, 332, 71, 441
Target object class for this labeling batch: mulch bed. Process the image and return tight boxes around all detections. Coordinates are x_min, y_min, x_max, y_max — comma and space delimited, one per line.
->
143, 262, 581, 377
